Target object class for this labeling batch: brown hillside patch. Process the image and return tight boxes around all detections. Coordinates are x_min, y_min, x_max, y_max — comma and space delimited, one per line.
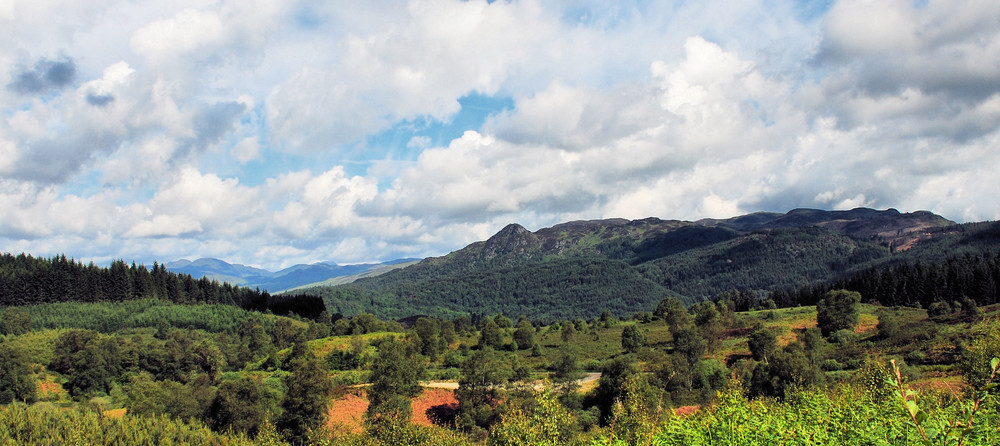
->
413, 388, 459, 427
673, 405, 701, 417
776, 319, 818, 346
855, 314, 878, 334
910, 373, 965, 397
325, 387, 460, 433
103, 408, 127, 418
326, 388, 368, 433
37, 376, 67, 401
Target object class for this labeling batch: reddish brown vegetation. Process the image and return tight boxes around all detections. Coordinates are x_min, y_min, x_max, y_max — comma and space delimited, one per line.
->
324, 387, 460, 433
413, 388, 459, 427
673, 405, 701, 417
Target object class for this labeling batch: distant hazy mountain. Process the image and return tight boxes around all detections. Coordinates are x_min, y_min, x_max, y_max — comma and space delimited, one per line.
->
165, 258, 417, 292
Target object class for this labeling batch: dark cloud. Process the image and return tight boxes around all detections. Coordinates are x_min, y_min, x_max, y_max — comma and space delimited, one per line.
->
86, 93, 115, 107
170, 101, 247, 161
7, 56, 77, 95
194, 102, 247, 143
10, 131, 120, 184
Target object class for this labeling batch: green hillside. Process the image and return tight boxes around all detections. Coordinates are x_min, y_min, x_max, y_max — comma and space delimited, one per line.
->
305, 208, 973, 320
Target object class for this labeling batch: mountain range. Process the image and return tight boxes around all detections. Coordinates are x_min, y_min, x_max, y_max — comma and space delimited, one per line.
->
164, 257, 417, 293
299, 207, 1000, 321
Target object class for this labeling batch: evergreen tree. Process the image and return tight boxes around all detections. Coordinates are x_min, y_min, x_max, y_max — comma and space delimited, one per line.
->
560, 322, 575, 343
0, 307, 31, 336
748, 324, 778, 363
654, 296, 689, 330
512, 319, 535, 351
209, 375, 280, 437
414, 317, 441, 360
457, 347, 524, 434
672, 324, 706, 364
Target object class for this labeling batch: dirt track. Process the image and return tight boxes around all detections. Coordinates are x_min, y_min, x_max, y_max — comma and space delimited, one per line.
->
421, 372, 601, 390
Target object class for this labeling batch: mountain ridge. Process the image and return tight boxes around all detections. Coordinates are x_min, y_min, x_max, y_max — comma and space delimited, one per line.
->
308, 207, 973, 320
165, 257, 418, 292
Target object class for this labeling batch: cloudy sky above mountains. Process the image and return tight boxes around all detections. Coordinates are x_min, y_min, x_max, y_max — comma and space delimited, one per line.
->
1, 0, 998, 269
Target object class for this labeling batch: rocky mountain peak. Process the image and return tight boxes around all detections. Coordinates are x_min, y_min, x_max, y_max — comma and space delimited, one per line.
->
480, 223, 542, 262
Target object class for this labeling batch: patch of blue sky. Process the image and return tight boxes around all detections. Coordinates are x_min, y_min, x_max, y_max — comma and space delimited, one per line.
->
557, 0, 649, 29
212, 92, 513, 194
293, 5, 324, 29
792, 0, 834, 22
360, 91, 514, 172
57, 169, 105, 198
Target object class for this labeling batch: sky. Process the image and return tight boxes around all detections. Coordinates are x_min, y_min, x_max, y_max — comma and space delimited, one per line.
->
1, 0, 999, 270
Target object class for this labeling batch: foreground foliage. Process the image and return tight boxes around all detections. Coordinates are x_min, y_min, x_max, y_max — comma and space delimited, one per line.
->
595, 382, 999, 446
0, 403, 279, 446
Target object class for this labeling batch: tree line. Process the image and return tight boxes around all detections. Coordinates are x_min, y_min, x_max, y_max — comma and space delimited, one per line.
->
0, 253, 325, 320
773, 251, 1000, 309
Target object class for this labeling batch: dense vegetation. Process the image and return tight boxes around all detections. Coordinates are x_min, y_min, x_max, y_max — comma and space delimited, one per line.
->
779, 250, 1000, 309
1, 210, 999, 444
0, 253, 325, 320
1, 290, 998, 444
322, 258, 674, 320
310, 217, 1000, 321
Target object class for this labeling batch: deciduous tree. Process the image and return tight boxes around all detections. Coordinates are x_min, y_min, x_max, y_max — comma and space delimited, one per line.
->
621, 325, 646, 354
816, 290, 861, 337
276, 352, 334, 444
0, 343, 36, 404
366, 338, 424, 427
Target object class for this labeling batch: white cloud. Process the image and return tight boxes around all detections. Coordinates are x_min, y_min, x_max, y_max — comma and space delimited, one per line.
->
231, 137, 261, 163
2, 0, 1000, 270
131, 8, 227, 58
125, 214, 203, 238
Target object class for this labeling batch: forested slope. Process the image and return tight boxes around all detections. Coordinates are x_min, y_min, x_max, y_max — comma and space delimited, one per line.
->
306, 208, 970, 320
0, 253, 326, 320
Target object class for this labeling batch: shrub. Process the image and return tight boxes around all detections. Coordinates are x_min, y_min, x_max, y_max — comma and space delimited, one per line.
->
927, 301, 952, 318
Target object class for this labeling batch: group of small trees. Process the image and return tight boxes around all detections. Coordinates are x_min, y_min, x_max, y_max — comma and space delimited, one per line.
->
0, 304, 347, 445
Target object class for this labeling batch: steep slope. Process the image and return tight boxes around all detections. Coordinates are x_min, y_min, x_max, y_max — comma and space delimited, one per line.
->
309, 208, 958, 320
636, 227, 890, 299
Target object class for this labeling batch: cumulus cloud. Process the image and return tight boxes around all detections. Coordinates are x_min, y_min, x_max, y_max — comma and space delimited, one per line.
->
2, 0, 1000, 270
819, 0, 1000, 101
265, 0, 566, 152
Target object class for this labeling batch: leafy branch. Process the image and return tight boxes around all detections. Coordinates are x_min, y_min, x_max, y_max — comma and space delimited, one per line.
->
890, 357, 999, 445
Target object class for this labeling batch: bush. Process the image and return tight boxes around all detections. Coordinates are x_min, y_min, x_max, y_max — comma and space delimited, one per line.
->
488, 386, 577, 446
876, 309, 900, 341
904, 350, 926, 365
828, 329, 858, 345
927, 301, 952, 318
822, 359, 844, 371
959, 318, 1000, 393
621, 325, 646, 354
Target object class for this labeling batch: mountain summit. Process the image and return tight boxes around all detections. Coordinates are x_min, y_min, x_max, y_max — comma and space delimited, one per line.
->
300, 208, 971, 320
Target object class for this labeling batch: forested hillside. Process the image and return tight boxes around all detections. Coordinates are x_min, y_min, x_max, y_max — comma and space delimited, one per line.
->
0, 253, 326, 320
2, 228, 1000, 444
306, 208, 980, 320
